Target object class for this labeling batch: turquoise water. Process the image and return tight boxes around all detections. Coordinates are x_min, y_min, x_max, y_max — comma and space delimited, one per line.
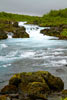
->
0, 22, 67, 89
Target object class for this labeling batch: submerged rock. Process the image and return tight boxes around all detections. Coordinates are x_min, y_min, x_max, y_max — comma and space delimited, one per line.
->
1, 71, 64, 100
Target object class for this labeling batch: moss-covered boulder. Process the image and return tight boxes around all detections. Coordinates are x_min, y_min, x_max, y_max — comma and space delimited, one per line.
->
12, 27, 29, 38
1, 71, 64, 100
1, 85, 17, 94
9, 74, 21, 87
0, 28, 7, 39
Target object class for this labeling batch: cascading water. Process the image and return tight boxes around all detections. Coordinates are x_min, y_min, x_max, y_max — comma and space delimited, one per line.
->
19, 22, 58, 40
7, 32, 13, 39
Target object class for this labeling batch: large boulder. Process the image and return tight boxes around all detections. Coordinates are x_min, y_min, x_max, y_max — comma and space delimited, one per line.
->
1, 71, 64, 100
12, 27, 29, 38
0, 28, 7, 39
7, 71, 64, 100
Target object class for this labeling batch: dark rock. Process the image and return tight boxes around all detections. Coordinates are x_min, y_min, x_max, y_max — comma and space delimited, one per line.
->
62, 89, 67, 96
1, 85, 18, 94
0, 28, 7, 40
40, 25, 67, 39
13, 22, 19, 28
8, 71, 64, 100
12, 27, 29, 38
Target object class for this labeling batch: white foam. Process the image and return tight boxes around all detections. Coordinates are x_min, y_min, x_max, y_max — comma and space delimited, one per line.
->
20, 51, 35, 58
57, 59, 67, 65
3, 64, 11, 68
18, 22, 57, 40
8, 34, 12, 39
51, 59, 67, 65
52, 52, 63, 55
1, 44, 8, 48
19, 22, 27, 26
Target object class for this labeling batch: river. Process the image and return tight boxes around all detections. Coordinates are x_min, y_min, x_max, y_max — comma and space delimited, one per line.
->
0, 22, 67, 89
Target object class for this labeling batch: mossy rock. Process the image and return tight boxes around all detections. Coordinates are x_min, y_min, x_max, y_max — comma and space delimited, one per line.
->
62, 89, 67, 98
62, 90, 67, 95
0, 28, 7, 40
27, 82, 49, 94
8, 71, 64, 100
9, 71, 64, 92
9, 74, 21, 87
31, 71, 64, 92
1, 85, 17, 94
19, 82, 48, 100
44, 74, 64, 91
64, 98, 67, 100
13, 22, 19, 27
12, 27, 29, 38
0, 95, 10, 100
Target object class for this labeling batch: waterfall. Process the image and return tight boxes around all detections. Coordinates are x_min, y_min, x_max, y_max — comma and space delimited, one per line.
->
7, 32, 13, 39
19, 22, 58, 40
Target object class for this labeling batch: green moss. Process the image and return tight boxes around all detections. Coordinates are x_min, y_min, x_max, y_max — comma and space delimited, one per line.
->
0, 96, 6, 100
1, 85, 17, 94
64, 98, 67, 100
61, 29, 67, 37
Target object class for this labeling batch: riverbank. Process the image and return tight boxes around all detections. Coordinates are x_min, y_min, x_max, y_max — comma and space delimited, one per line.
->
40, 25, 67, 40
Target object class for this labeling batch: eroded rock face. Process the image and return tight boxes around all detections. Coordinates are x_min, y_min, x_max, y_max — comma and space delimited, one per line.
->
1, 71, 64, 100
0, 28, 7, 40
12, 27, 29, 38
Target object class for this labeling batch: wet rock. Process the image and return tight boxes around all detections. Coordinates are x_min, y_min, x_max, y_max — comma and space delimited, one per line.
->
0, 28, 7, 40
62, 89, 67, 95
40, 25, 67, 39
2, 71, 64, 100
9, 74, 21, 87
12, 27, 29, 38
1, 85, 18, 94
13, 22, 19, 28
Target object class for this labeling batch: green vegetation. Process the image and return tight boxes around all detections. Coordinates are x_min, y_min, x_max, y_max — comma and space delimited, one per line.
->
0, 8, 67, 26
61, 29, 67, 37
